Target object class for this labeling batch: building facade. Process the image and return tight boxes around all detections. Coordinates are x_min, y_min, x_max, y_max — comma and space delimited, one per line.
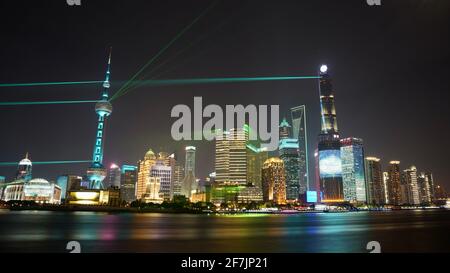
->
2, 178, 61, 204
106, 164, 121, 189
246, 143, 268, 189
402, 166, 420, 205
279, 138, 301, 201
143, 177, 163, 203
387, 161, 402, 205
151, 161, 172, 200
317, 65, 343, 203
120, 165, 137, 203
418, 172, 434, 204
215, 127, 249, 185
340, 137, 367, 203
262, 157, 286, 204
290, 105, 309, 198
364, 157, 385, 205
136, 149, 157, 200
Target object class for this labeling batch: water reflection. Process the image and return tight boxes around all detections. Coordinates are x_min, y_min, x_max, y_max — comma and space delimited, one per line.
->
0, 209, 448, 252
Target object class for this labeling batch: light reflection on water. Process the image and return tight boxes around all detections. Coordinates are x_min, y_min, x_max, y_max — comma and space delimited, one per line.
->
0, 209, 448, 252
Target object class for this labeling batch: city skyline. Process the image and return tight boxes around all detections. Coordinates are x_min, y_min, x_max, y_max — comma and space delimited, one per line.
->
0, 0, 449, 192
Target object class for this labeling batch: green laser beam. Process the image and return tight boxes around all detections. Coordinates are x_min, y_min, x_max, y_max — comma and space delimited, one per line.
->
117, 76, 321, 90
0, 81, 103, 88
116, 7, 237, 100
0, 100, 99, 106
0, 160, 92, 167
111, 0, 220, 101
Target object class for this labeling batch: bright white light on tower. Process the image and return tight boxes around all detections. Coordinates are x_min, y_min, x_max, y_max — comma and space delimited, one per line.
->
320, 65, 328, 73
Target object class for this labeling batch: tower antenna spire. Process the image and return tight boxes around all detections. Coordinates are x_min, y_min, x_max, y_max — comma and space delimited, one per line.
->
87, 49, 114, 189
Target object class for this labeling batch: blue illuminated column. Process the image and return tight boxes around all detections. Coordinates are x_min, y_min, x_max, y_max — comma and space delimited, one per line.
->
87, 50, 113, 189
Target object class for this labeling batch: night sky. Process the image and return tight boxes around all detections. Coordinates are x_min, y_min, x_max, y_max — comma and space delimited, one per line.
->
0, 0, 449, 190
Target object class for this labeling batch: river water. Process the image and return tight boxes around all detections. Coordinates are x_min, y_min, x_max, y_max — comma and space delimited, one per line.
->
0, 209, 448, 253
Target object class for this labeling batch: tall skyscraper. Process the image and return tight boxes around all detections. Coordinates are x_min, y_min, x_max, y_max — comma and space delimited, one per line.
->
383, 171, 389, 204
170, 154, 185, 197
418, 172, 434, 204
136, 149, 157, 200
313, 148, 320, 196
279, 138, 301, 201
86, 50, 113, 189
279, 117, 291, 139
151, 160, 172, 200
317, 65, 343, 202
184, 146, 196, 178
181, 146, 197, 198
120, 165, 137, 203
215, 129, 230, 184
262, 157, 286, 204
229, 128, 248, 185
246, 144, 268, 189
215, 127, 249, 185
365, 157, 385, 205
402, 166, 420, 205
340, 137, 367, 203
290, 105, 309, 195
387, 161, 402, 205
106, 163, 121, 189
16, 153, 32, 181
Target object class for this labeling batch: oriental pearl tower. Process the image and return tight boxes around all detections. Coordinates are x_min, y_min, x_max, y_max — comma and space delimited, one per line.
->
86, 49, 113, 189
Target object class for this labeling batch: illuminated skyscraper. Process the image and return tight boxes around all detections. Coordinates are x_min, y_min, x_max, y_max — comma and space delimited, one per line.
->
229, 128, 248, 185
402, 166, 420, 205
279, 117, 291, 139
418, 172, 434, 204
340, 137, 366, 203
170, 154, 184, 197
136, 149, 157, 200
279, 138, 301, 201
151, 160, 172, 200
291, 105, 309, 195
365, 157, 385, 205
262, 157, 286, 204
317, 65, 343, 202
387, 161, 402, 205
120, 165, 137, 203
215, 127, 249, 185
86, 50, 113, 189
246, 144, 268, 189
383, 171, 389, 204
215, 129, 230, 184
314, 149, 321, 202
185, 146, 196, 178
106, 163, 121, 189
144, 176, 162, 203
16, 153, 32, 181
181, 146, 197, 198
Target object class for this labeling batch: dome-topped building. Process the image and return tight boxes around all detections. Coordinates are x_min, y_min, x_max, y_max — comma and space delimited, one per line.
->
2, 177, 62, 204
16, 153, 32, 181
145, 149, 156, 160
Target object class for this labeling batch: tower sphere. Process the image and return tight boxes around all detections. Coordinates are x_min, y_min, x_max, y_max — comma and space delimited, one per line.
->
95, 100, 113, 116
